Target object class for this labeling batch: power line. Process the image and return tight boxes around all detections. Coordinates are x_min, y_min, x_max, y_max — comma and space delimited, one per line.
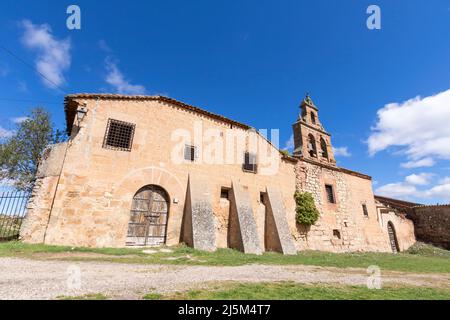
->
0, 44, 67, 95
0, 98, 62, 105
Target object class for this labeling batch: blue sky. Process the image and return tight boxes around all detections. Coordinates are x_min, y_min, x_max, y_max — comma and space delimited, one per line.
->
0, 0, 449, 203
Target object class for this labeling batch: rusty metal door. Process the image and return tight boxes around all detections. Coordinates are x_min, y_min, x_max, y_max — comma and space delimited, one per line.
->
126, 185, 169, 246
387, 222, 399, 253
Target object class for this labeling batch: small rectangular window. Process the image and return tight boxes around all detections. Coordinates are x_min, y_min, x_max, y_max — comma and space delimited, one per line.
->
260, 192, 267, 204
333, 229, 341, 239
362, 204, 369, 217
220, 188, 230, 200
325, 185, 335, 204
103, 119, 135, 151
243, 152, 257, 173
184, 145, 198, 162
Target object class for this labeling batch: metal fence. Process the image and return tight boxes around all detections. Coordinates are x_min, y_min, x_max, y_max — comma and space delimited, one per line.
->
0, 191, 30, 242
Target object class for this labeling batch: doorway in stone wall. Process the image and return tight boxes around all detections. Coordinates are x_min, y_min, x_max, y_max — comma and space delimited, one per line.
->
126, 185, 170, 246
387, 221, 400, 253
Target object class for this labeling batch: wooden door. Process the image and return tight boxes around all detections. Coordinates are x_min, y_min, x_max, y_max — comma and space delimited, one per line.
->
387, 222, 399, 253
126, 185, 169, 246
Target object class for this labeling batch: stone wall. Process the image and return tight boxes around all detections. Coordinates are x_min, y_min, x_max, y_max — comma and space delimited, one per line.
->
20, 143, 67, 243
294, 160, 392, 252
410, 205, 450, 249
20, 95, 416, 253
375, 205, 416, 252
25, 97, 297, 248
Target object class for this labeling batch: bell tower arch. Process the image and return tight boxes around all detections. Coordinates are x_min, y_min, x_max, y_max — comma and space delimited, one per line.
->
292, 94, 336, 165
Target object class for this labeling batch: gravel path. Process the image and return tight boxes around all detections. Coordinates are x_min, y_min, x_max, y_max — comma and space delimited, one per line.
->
0, 257, 448, 300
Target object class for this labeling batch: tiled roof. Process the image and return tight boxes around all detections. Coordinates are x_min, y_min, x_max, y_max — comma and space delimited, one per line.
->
375, 195, 421, 210
64, 94, 251, 133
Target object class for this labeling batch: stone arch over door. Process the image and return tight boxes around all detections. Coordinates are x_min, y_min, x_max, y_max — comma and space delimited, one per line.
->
127, 185, 170, 246
111, 166, 186, 247
387, 221, 400, 253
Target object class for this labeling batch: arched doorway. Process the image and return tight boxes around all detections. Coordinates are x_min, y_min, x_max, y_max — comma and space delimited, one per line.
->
387, 222, 400, 253
126, 185, 170, 246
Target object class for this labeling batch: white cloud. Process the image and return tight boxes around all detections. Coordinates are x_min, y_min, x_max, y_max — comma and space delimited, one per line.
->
11, 117, 29, 124
405, 173, 433, 186
20, 20, 71, 89
376, 174, 450, 202
400, 157, 435, 169
423, 180, 450, 200
376, 182, 418, 199
333, 146, 351, 157
368, 89, 450, 167
439, 177, 450, 184
105, 59, 146, 95
0, 127, 14, 139
284, 134, 294, 151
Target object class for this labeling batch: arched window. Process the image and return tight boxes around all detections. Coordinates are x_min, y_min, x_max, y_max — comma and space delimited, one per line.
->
320, 137, 328, 159
307, 134, 317, 157
311, 112, 316, 124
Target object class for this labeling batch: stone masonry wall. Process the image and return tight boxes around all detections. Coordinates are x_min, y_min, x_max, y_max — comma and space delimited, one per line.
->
410, 205, 450, 249
294, 161, 391, 252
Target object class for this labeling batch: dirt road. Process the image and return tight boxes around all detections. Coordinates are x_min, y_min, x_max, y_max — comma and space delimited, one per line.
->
0, 257, 448, 299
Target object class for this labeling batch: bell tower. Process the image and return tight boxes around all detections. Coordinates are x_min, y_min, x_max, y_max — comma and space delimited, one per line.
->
292, 94, 336, 165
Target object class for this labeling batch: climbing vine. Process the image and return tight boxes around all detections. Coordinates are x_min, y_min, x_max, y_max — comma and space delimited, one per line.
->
294, 191, 320, 226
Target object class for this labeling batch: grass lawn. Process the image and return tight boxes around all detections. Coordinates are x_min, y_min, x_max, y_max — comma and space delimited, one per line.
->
0, 241, 449, 274
148, 282, 450, 300
57, 293, 109, 300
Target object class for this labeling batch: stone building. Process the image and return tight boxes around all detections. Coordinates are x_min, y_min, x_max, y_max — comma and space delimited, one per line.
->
20, 93, 417, 254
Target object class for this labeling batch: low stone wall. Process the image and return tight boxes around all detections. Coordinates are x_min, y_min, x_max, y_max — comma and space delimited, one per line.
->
410, 205, 450, 250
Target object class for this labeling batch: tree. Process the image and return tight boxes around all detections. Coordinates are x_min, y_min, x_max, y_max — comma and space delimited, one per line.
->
294, 191, 320, 226
0, 107, 66, 191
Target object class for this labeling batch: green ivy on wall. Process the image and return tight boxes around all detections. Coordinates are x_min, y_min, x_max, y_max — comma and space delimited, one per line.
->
294, 191, 320, 226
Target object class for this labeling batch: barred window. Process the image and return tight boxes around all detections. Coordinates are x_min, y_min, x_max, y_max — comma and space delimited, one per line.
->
362, 204, 369, 217
184, 145, 198, 162
325, 184, 336, 204
243, 152, 257, 173
103, 119, 135, 151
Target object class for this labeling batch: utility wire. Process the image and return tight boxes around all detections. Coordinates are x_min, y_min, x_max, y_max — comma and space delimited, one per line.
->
0, 98, 62, 105
0, 44, 67, 95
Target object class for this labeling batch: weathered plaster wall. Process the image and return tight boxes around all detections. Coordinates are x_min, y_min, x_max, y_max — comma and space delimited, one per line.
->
20, 143, 67, 243
32, 98, 297, 248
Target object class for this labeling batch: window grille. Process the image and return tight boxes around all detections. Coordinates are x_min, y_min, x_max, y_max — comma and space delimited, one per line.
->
325, 185, 336, 203
103, 119, 135, 151
184, 145, 198, 162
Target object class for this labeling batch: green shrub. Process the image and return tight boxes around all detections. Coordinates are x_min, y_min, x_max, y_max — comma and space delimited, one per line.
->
294, 191, 320, 225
